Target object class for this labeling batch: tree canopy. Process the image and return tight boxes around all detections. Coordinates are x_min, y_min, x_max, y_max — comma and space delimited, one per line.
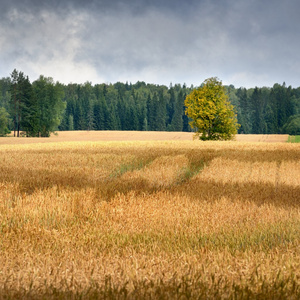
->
185, 77, 240, 140
8, 70, 65, 137
0, 70, 299, 137
282, 115, 300, 135
0, 107, 10, 136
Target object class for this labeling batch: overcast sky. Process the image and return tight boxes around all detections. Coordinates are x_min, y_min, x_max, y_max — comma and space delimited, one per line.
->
1, 0, 299, 88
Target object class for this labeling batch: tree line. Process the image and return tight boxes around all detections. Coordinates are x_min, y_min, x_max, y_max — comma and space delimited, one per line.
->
0, 70, 299, 136
0, 70, 65, 137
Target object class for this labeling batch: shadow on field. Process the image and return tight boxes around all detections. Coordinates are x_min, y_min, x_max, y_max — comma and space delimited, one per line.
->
174, 178, 300, 208
1, 162, 299, 210
96, 176, 300, 209
1, 145, 299, 209
2, 267, 300, 300
210, 148, 300, 163
0, 166, 92, 194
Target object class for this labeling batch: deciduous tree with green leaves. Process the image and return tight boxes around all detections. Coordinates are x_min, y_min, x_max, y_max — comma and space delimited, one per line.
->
32, 76, 65, 137
282, 114, 300, 135
0, 107, 10, 136
184, 77, 240, 140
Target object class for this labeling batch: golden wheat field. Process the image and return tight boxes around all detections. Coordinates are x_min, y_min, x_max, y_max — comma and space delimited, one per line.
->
1, 130, 289, 145
0, 132, 299, 299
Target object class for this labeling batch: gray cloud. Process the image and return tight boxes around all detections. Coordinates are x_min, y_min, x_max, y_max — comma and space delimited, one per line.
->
1, 0, 300, 88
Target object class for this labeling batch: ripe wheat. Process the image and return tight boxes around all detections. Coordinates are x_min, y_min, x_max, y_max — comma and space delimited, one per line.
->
0, 138, 299, 299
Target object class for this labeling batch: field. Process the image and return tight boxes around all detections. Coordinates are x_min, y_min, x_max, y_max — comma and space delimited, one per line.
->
1, 130, 289, 144
0, 132, 299, 299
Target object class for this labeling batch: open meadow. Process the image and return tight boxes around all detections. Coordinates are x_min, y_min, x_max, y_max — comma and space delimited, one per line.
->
0, 132, 299, 299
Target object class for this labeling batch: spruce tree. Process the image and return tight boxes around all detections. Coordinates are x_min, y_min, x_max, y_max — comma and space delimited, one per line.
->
170, 93, 183, 131
155, 90, 167, 131
250, 87, 266, 134
0, 107, 10, 136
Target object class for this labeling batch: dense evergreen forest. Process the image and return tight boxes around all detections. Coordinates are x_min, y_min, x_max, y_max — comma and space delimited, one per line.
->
0, 70, 300, 136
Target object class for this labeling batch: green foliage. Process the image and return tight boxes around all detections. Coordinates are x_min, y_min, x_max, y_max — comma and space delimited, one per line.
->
2, 71, 300, 136
0, 106, 10, 136
68, 115, 74, 131
31, 76, 66, 137
250, 87, 266, 134
155, 90, 167, 131
0, 77, 11, 113
236, 87, 251, 133
282, 115, 300, 135
169, 92, 183, 131
9, 69, 28, 137
185, 77, 240, 140
7, 71, 65, 137
19, 75, 38, 136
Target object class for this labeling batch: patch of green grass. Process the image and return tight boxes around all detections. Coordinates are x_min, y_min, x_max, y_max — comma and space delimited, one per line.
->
176, 161, 206, 184
109, 159, 152, 178
287, 135, 300, 143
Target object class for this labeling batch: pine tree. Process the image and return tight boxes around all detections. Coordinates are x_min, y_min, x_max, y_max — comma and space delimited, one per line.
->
250, 87, 266, 134
169, 92, 183, 131
167, 86, 176, 126
107, 104, 120, 130
147, 94, 156, 131
9, 70, 35, 136
20, 75, 38, 136
68, 114, 74, 131
155, 90, 167, 131
236, 88, 251, 133
94, 96, 109, 130
9, 69, 21, 137
0, 107, 10, 136
32, 76, 65, 136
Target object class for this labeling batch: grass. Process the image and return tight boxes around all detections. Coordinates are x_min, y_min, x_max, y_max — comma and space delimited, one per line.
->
288, 135, 300, 143
0, 138, 300, 298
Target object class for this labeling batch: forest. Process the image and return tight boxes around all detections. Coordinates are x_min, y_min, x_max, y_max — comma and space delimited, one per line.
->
0, 70, 300, 136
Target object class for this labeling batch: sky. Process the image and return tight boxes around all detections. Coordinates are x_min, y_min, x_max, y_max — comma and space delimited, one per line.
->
1, 0, 300, 88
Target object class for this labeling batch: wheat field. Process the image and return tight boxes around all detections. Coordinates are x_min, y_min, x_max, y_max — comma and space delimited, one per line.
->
0, 130, 289, 145
0, 133, 299, 299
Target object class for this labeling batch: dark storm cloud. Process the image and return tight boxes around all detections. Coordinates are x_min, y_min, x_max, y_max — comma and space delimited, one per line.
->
0, 0, 198, 16
1, 0, 300, 87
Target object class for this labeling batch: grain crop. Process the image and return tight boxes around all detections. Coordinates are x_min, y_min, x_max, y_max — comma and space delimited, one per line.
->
0, 135, 299, 299
0, 130, 289, 145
